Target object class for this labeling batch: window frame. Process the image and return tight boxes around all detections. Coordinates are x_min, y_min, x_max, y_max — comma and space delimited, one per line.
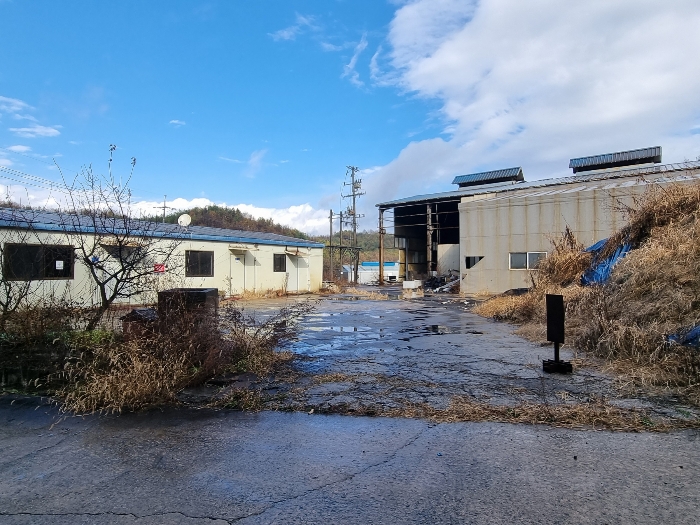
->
3, 243, 75, 281
509, 251, 547, 270
464, 256, 484, 269
527, 251, 547, 270
185, 250, 214, 277
273, 253, 286, 273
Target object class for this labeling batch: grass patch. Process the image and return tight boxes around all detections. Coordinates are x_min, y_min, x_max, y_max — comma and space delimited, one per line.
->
384, 395, 700, 432
54, 301, 316, 414
312, 372, 357, 384
343, 287, 389, 300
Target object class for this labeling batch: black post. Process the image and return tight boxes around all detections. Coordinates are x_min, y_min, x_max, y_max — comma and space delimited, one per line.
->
543, 294, 572, 374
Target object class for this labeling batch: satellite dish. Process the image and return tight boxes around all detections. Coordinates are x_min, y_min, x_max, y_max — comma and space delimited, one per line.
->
177, 214, 192, 227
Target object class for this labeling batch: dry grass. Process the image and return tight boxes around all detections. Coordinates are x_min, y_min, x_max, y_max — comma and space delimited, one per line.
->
221, 301, 316, 376
475, 182, 700, 404
58, 311, 228, 414
233, 288, 289, 300
343, 287, 389, 300
57, 301, 317, 414
208, 388, 264, 411
312, 372, 357, 384
384, 395, 699, 432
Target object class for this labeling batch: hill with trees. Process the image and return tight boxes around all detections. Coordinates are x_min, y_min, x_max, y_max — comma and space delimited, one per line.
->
151, 205, 309, 239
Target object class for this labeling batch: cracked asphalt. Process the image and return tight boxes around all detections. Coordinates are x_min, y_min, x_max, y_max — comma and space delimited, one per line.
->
4, 295, 700, 523
2, 395, 699, 524
232, 296, 697, 420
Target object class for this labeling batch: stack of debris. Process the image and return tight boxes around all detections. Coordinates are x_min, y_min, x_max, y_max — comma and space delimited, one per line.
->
424, 270, 460, 293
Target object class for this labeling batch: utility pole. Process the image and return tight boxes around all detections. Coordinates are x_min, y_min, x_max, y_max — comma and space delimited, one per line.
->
339, 210, 343, 280
343, 166, 365, 284
328, 209, 334, 281
426, 203, 433, 275
378, 208, 385, 284
153, 195, 174, 223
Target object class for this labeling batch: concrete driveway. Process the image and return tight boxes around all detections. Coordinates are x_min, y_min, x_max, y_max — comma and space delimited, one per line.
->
1, 396, 699, 524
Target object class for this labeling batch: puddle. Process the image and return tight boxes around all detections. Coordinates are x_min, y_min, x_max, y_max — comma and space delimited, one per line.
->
305, 326, 372, 333
396, 325, 486, 337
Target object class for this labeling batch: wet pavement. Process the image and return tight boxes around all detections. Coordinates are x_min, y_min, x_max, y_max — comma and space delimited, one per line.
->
232, 296, 697, 421
4, 295, 700, 523
2, 396, 699, 524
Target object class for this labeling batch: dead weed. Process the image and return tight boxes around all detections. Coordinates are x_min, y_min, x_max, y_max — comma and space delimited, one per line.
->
384, 395, 699, 432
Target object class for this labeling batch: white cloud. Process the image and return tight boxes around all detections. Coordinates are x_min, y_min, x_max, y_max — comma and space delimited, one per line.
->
320, 41, 355, 52
245, 149, 267, 178
219, 150, 269, 176
130, 197, 329, 234
6, 145, 31, 153
362, 0, 700, 214
219, 156, 242, 163
269, 13, 316, 41
0, 95, 32, 114
9, 125, 61, 138
0, 158, 12, 167
169, 119, 186, 127
235, 203, 329, 234
342, 33, 369, 87
0, 175, 330, 234
13, 113, 38, 122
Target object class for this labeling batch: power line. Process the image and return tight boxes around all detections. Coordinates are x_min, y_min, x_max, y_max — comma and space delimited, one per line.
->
0, 165, 68, 194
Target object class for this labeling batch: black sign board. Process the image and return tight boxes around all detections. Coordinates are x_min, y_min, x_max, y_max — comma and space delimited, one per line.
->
546, 294, 565, 344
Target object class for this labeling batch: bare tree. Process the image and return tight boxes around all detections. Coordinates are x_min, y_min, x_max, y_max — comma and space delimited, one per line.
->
56, 148, 183, 330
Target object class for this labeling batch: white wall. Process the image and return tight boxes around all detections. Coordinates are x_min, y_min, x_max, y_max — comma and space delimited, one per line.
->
436, 244, 460, 273
0, 228, 324, 307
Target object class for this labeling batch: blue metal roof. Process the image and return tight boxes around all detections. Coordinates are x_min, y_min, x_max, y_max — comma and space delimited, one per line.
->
569, 146, 662, 172
0, 208, 324, 249
377, 160, 700, 208
452, 167, 523, 187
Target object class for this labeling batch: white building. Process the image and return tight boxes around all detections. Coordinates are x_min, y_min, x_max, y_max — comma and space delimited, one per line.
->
0, 208, 325, 307
341, 262, 400, 284
377, 147, 700, 294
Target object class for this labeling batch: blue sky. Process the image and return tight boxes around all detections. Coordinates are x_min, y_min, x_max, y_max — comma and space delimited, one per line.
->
2, 1, 700, 233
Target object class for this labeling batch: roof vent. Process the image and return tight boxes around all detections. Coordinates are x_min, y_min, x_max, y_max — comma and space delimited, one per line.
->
569, 146, 662, 173
452, 167, 524, 188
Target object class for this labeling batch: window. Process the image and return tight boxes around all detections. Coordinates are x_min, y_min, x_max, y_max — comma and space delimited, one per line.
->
273, 253, 286, 273
464, 256, 484, 269
394, 237, 407, 249
3, 243, 74, 280
528, 252, 547, 269
510, 252, 527, 270
510, 251, 547, 270
185, 250, 214, 277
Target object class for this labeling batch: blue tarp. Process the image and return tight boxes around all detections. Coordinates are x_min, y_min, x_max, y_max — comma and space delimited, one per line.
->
580, 238, 632, 286
667, 325, 700, 348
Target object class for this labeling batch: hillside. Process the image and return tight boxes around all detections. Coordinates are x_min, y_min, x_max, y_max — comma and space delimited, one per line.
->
151, 205, 309, 239
311, 230, 400, 262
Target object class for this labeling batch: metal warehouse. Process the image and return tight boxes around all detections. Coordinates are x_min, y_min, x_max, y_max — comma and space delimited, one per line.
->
377, 147, 700, 294
0, 208, 325, 306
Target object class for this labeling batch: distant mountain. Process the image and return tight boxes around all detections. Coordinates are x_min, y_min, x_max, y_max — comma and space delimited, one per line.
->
152, 205, 309, 239
311, 230, 400, 262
